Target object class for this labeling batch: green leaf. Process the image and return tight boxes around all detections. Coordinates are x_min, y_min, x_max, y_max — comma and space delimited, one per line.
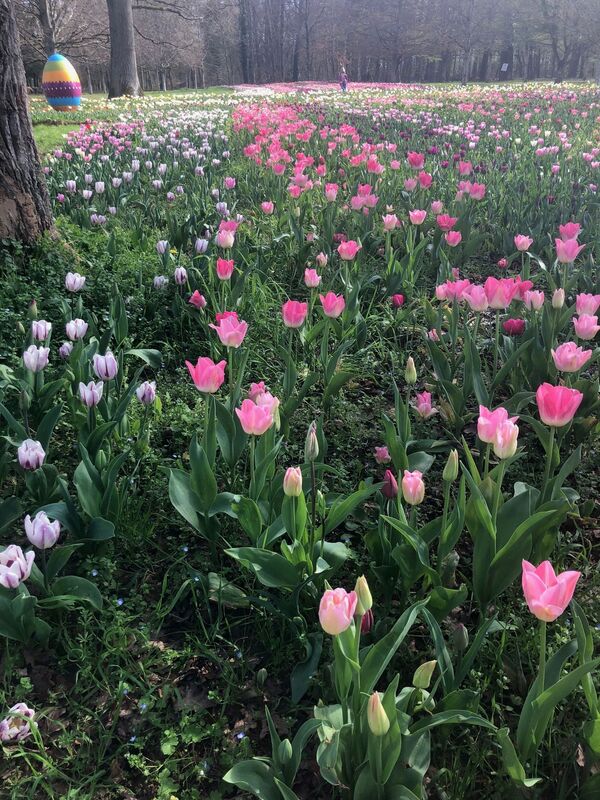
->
0, 496, 22, 535
360, 599, 427, 694
323, 370, 353, 404
232, 496, 263, 543
225, 547, 303, 590
36, 404, 62, 450
409, 709, 496, 735
51, 576, 103, 610
291, 633, 323, 703
223, 760, 280, 800
46, 544, 83, 581
325, 483, 380, 535
85, 516, 115, 542
497, 728, 541, 787
125, 348, 162, 368
168, 469, 201, 532
190, 436, 217, 513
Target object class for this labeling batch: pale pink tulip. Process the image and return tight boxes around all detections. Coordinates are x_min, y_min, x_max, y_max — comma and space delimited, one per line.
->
477, 405, 518, 444
555, 238, 585, 264
409, 209, 427, 225
319, 588, 358, 635
401, 470, 425, 506
304, 268, 321, 288
521, 560, 580, 622
551, 342, 592, 373
514, 234, 533, 252
209, 315, 248, 348
413, 391, 437, 419
573, 314, 600, 340
337, 240, 361, 260
235, 398, 274, 435
185, 357, 227, 393
320, 292, 345, 318
575, 293, 600, 316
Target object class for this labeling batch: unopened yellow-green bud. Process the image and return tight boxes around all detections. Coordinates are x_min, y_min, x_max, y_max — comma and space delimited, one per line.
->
453, 623, 469, 652
412, 660, 437, 689
443, 449, 459, 482
405, 356, 417, 385
367, 692, 390, 736
354, 575, 373, 615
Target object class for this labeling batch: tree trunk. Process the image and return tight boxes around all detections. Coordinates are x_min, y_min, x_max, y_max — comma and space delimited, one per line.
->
106, 0, 141, 98
36, 0, 57, 56
0, 0, 52, 243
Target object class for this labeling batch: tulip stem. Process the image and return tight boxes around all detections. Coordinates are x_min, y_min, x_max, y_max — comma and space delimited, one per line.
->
438, 480, 451, 562
539, 620, 547, 692
492, 309, 501, 378
541, 427, 556, 503
492, 460, 506, 527
249, 436, 255, 498
228, 347, 235, 409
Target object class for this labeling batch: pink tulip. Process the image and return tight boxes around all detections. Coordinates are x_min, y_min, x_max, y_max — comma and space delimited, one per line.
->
248, 381, 266, 401
551, 342, 592, 373
407, 151, 425, 169
573, 314, 600, 340
281, 300, 308, 328
189, 290, 207, 309
493, 419, 519, 459
382, 214, 399, 231
575, 293, 600, 316
477, 405, 518, 444
436, 214, 458, 231
404, 178, 418, 191
418, 171, 433, 189
319, 588, 358, 635
185, 357, 227, 393
216, 258, 234, 280
409, 209, 427, 225
261, 201, 274, 214
374, 446, 391, 464
521, 560, 580, 622
503, 318, 526, 336
464, 285, 488, 312
401, 470, 425, 506
324, 183, 339, 201
337, 240, 361, 260
469, 182, 486, 200
391, 293, 404, 309
316, 252, 328, 268
215, 228, 235, 249
555, 238, 585, 264
514, 234, 533, 252
283, 466, 303, 497
523, 290, 545, 311
445, 231, 462, 247
235, 398, 274, 435
484, 277, 520, 309
382, 469, 398, 498
209, 314, 248, 348
497, 258, 508, 269
431, 200, 443, 214
558, 222, 581, 241
304, 268, 321, 288
320, 292, 345, 318
536, 383, 583, 427
413, 391, 437, 419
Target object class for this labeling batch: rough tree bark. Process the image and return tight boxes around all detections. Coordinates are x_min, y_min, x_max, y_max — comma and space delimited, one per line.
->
0, 0, 52, 243
106, 0, 142, 97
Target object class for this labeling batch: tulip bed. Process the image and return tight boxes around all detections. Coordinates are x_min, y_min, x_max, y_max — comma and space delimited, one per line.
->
1, 82, 599, 799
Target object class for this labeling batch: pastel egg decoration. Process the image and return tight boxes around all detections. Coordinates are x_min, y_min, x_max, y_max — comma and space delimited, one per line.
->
42, 53, 82, 112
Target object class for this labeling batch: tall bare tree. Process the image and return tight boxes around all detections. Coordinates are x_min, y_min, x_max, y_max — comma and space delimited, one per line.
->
0, 0, 52, 242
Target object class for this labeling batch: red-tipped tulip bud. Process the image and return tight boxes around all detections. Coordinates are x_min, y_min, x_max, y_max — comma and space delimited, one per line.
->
354, 575, 372, 614
283, 467, 303, 497
361, 608, 374, 633
367, 692, 390, 736
405, 356, 417, 385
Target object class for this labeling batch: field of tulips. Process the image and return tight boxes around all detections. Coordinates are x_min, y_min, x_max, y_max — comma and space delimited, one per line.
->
1, 82, 599, 799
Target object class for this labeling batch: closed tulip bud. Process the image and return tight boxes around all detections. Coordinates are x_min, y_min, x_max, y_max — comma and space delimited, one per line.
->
278, 739, 293, 763
367, 692, 390, 736
16, 321, 25, 335
405, 356, 417, 385
361, 608, 374, 633
354, 575, 372, 614
452, 623, 469, 652
316, 489, 326, 517
304, 421, 319, 462
283, 467, 303, 497
256, 667, 267, 688
440, 551, 459, 587
552, 288, 565, 309
442, 449, 459, 482
27, 299, 38, 320
413, 660, 437, 689
19, 389, 31, 414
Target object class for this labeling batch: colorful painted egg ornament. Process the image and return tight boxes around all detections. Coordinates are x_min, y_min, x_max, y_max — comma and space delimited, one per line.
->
42, 53, 82, 111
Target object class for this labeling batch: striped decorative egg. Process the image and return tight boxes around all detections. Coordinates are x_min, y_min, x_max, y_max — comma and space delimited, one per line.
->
42, 53, 82, 111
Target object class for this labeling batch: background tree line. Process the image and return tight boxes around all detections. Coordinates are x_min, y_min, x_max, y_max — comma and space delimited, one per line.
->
14, 0, 600, 95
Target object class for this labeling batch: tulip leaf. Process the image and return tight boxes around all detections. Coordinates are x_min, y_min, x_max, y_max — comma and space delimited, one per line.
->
325, 483, 380, 535
233, 496, 263, 543
291, 633, 323, 703
190, 436, 217, 513
360, 599, 427, 694
409, 709, 496, 735
51, 576, 103, 610
36, 403, 62, 450
497, 727, 541, 787
168, 468, 201, 532
223, 759, 280, 800
124, 348, 162, 368
225, 547, 303, 589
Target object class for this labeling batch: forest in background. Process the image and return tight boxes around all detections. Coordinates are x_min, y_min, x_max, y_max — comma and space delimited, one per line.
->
15, 0, 600, 94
